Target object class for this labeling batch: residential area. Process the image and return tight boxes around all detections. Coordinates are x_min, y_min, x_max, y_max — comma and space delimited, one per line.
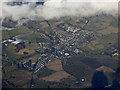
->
2, 14, 119, 88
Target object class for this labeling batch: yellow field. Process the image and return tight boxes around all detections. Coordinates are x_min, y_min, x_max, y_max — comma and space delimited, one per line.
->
42, 71, 70, 82
41, 60, 72, 82
46, 60, 63, 71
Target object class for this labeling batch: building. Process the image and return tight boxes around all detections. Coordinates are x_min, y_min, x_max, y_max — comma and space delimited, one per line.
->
12, 41, 21, 45
112, 53, 119, 56
65, 53, 70, 56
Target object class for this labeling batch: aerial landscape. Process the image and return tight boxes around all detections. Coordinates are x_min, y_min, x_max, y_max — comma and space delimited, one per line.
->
1, 0, 119, 88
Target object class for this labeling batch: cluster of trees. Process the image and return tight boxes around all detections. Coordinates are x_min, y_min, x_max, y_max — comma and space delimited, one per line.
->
15, 42, 25, 52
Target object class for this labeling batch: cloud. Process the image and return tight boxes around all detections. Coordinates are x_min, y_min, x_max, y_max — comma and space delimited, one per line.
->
0, 0, 118, 21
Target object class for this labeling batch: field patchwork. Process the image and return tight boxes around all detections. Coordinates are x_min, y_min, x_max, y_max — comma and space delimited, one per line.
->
41, 60, 72, 82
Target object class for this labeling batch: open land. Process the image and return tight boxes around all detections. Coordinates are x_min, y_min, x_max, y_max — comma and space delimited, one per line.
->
2, 14, 119, 88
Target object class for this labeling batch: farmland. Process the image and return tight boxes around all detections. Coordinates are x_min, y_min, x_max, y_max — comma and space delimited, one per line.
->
63, 54, 118, 84
2, 14, 119, 88
41, 60, 72, 82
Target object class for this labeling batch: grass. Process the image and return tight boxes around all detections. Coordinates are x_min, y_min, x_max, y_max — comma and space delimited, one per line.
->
3, 65, 17, 78
87, 44, 104, 50
53, 76, 76, 88
7, 70, 32, 87
20, 32, 49, 43
98, 33, 118, 46
2, 45, 23, 65
80, 33, 118, 55
97, 27, 118, 35
20, 32, 40, 43
35, 66, 56, 78
16, 55, 39, 64
63, 58, 95, 83
84, 15, 117, 31
2, 43, 39, 67
32, 79, 48, 88
16, 43, 38, 55
2, 26, 32, 40
63, 54, 118, 83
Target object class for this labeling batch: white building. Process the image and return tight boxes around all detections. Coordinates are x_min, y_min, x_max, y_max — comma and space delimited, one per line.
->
65, 53, 70, 56
12, 41, 21, 45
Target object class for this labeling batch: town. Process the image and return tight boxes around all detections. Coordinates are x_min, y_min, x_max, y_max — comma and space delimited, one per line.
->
2, 15, 119, 88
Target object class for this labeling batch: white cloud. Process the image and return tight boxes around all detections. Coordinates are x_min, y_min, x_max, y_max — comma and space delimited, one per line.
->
0, 0, 118, 21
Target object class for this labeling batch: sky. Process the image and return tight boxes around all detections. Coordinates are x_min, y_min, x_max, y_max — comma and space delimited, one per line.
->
0, 0, 119, 21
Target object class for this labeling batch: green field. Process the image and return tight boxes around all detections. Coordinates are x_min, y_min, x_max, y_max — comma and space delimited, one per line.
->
63, 54, 118, 83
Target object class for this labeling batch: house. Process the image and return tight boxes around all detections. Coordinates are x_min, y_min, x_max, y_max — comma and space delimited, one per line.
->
111, 49, 119, 57
8, 39, 14, 43
112, 53, 119, 56
81, 78, 85, 82
2, 40, 7, 43
12, 41, 21, 45
60, 51, 64, 55
65, 53, 70, 56
74, 49, 80, 54
2, 39, 14, 44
